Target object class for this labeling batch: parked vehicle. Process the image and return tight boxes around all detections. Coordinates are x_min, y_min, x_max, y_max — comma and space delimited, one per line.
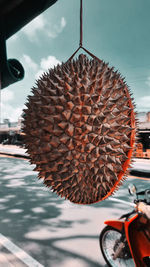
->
99, 184, 150, 267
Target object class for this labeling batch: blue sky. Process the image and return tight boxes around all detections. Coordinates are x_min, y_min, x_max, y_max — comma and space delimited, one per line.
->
1, 0, 150, 122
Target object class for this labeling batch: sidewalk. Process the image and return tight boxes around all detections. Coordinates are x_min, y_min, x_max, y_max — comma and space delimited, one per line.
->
130, 158, 150, 178
0, 144, 29, 159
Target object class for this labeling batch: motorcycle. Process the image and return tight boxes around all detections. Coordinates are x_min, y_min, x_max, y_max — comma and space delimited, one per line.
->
99, 184, 150, 267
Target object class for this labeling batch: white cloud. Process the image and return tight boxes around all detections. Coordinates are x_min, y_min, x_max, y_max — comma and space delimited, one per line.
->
21, 14, 66, 41
35, 70, 45, 80
21, 15, 46, 41
20, 53, 60, 79
61, 17, 66, 28
136, 95, 150, 111
1, 90, 24, 122
22, 54, 38, 71
146, 76, 150, 87
20, 54, 38, 80
0, 55, 61, 122
48, 17, 66, 38
1, 89, 14, 102
1, 104, 24, 122
35, 55, 61, 79
41, 56, 61, 70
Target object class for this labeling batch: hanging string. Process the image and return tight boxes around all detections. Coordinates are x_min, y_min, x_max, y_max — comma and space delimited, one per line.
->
79, 0, 83, 47
67, 0, 101, 63
67, 0, 83, 62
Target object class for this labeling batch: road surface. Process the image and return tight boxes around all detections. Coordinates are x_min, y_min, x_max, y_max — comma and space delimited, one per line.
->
0, 156, 149, 266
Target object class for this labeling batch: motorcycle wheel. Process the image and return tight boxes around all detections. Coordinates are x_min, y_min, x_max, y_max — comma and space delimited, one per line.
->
99, 226, 134, 267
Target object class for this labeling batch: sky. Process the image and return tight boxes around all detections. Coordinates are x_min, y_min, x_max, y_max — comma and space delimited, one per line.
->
1, 0, 150, 122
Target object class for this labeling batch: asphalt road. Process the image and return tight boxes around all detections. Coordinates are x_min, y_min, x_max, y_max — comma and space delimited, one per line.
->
0, 156, 149, 267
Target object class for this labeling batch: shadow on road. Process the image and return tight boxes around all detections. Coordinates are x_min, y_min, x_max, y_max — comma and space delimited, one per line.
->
0, 157, 104, 266
0, 156, 149, 266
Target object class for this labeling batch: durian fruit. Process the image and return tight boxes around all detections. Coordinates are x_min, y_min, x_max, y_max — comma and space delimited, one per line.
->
23, 54, 136, 204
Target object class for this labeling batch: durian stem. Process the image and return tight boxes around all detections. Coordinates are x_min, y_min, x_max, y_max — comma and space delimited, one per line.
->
82, 47, 102, 63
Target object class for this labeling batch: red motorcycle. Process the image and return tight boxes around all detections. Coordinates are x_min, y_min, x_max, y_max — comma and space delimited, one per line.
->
99, 185, 150, 267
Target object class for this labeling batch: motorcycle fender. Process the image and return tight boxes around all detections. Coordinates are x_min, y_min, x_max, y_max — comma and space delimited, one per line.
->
104, 220, 124, 231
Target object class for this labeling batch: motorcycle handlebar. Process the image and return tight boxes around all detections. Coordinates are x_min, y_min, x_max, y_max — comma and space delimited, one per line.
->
119, 210, 135, 220
137, 190, 146, 196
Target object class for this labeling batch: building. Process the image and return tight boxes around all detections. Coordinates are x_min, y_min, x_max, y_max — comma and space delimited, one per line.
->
135, 112, 150, 158
0, 119, 23, 145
